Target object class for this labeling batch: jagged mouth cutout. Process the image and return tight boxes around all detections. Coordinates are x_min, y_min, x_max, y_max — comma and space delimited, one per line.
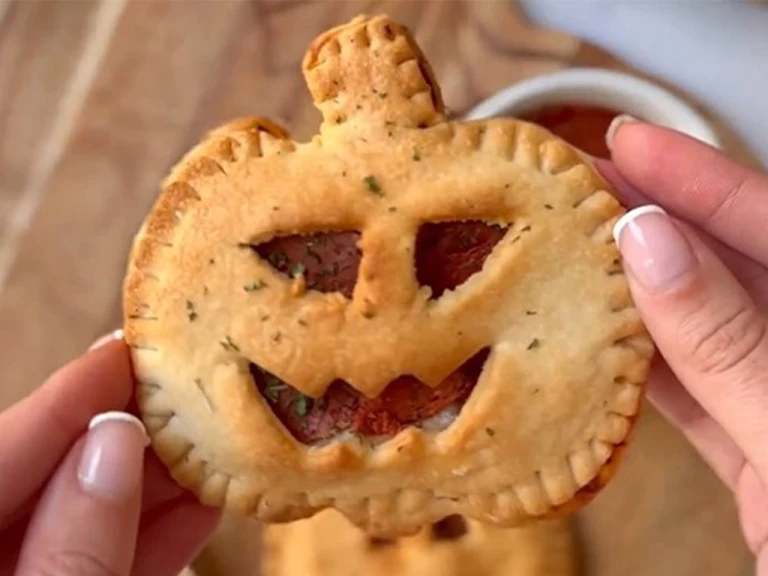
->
247, 221, 506, 444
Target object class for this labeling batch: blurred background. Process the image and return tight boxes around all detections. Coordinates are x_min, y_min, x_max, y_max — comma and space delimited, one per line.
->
1, 1, 766, 575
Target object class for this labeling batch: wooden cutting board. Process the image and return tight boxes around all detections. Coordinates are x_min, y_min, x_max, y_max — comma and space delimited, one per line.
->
189, 2, 753, 576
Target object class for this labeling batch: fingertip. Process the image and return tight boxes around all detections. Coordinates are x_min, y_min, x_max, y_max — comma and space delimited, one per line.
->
594, 158, 653, 209
89, 329, 124, 351
47, 336, 134, 412
79, 411, 148, 501
613, 205, 698, 294
613, 205, 668, 247
605, 113, 641, 153
89, 411, 149, 447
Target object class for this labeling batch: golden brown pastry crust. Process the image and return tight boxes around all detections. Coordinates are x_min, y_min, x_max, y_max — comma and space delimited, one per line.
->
262, 510, 579, 576
123, 14, 653, 535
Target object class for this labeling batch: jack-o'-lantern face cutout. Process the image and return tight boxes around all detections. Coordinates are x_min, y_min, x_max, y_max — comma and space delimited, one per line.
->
123, 14, 653, 536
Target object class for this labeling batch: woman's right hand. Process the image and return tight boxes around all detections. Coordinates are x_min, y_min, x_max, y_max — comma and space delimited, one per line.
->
601, 118, 768, 573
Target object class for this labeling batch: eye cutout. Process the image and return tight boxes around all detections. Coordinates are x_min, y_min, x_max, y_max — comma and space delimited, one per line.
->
415, 221, 507, 299
245, 221, 506, 300
430, 515, 468, 541
250, 348, 490, 445
247, 231, 362, 298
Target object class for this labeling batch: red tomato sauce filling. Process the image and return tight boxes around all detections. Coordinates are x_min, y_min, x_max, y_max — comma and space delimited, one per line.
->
251, 221, 505, 443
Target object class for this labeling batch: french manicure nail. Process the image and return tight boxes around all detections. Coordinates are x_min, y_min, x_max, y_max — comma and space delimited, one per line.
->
88, 329, 124, 351
613, 205, 698, 292
78, 411, 148, 501
606, 114, 640, 152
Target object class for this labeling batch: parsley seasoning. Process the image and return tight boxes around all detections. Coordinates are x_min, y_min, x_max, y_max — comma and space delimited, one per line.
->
293, 394, 310, 417
236, 241, 252, 249
412, 147, 421, 161
297, 318, 308, 327
504, 183, 510, 189
305, 244, 323, 264
387, 206, 397, 213
264, 375, 285, 402
521, 225, 532, 233
209, 258, 215, 265
268, 250, 288, 269
322, 261, 340, 277
244, 280, 267, 292
220, 335, 240, 352
379, 91, 388, 99
485, 427, 495, 437
186, 301, 198, 322
544, 204, 553, 210
272, 332, 282, 343
260, 314, 271, 321
607, 258, 623, 276
527, 338, 541, 350
291, 262, 306, 278
525, 310, 537, 316
363, 175, 384, 196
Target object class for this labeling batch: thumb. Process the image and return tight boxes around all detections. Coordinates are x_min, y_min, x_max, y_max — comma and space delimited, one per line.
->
613, 205, 768, 483
15, 412, 148, 576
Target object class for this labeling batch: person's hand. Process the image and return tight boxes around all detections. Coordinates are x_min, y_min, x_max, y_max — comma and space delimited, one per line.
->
599, 119, 768, 573
0, 331, 220, 576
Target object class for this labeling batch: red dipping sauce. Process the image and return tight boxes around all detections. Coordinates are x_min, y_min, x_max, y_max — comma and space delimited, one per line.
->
520, 104, 626, 159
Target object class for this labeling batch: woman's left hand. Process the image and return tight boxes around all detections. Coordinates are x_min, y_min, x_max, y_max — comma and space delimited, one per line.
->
0, 331, 220, 576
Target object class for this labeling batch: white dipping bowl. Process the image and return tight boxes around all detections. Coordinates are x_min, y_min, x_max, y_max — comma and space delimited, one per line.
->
465, 67, 721, 149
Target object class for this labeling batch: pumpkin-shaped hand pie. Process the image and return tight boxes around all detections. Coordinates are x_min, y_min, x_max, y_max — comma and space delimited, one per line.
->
123, 14, 653, 535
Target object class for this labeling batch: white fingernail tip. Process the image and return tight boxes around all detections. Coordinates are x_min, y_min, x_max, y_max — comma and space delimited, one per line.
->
613, 205, 667, 247
88, 329, 125, 351
605, 114, 641, 149
89, 411, 150, 447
